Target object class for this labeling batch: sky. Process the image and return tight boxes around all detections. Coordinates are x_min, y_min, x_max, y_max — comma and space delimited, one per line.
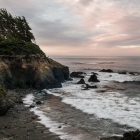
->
1, 0, 140, 56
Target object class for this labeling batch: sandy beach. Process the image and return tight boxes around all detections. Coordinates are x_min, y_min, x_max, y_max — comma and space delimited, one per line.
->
0, 89, 61, 140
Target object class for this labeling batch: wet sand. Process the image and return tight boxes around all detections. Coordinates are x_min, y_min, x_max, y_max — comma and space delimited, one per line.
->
0, 90, 61, 140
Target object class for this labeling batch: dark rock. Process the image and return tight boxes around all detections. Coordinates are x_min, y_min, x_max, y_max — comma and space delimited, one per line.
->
52, 66, 69, 82
101, 130, 140, 140
0, 101, 13, 116
70, 72, 85, 78
67, 78, 73, 81
76, 78, 85, 84
119, 71, 127, 74
91, 72, 98, 75
29, 104, 35, 108
88, 74, 100, 82
0, 57, 70, 89
36, 101, 43, 105
82, 84, 97, 90
99, 69, 113, 73
58, 126, 62, 128
129, 72, 136, 75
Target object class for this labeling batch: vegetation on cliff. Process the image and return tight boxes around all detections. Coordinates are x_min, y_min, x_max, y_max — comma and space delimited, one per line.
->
0, 8, 45, 56
0, 8, 69, 90
0, 38, 45, 56
0, 8, 34, 42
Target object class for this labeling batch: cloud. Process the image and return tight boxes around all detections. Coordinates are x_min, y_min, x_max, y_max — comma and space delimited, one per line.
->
79, 0, 93, 6
1, 0, 140, 55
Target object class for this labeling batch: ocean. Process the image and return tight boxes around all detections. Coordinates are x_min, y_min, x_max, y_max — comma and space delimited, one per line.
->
24, 56, 140, 140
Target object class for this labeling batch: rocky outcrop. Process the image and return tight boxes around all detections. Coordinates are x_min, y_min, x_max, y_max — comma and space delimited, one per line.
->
101, 130, 140, 140
76, 78, 85, 84
99, 69, 113, 73
82, 84, 97, 90
70, 72, 85, 78
0, 56, 69, 89
88, 74, 100, 82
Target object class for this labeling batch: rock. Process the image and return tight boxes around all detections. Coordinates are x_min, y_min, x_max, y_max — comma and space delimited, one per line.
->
76, 78, 85, 84
70, 72, 85, 78
101, 130, 140, 140
0, 101, 13, 116
0, 57, 70, 89
29, 104, 35, 108
67, 78, 73, 81
91, 72, 98, 75
82, 84, 97, 90
36, 101, 43, 105
119, 71, 127, 74
99, 69, 113, 73
58, 126, 62, 128
129, 72, 136, 75
88, 74, 100, 82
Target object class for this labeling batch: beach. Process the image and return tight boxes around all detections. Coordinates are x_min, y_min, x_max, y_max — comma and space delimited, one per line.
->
0, 90, 61, 140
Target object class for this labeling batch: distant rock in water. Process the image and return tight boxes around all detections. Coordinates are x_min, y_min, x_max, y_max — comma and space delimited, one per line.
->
0, 56, 69, 89
76, 78, 85, 84
91, 72, 98, 75
118, 71, 127, 74
129, 72, 135, 75
88, 74, 100, 82
70, 72, 85, 78
99, 69, 113, 73
82, 84, 97, 90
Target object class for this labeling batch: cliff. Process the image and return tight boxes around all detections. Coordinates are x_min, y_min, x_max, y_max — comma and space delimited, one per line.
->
0, 55, 69, 89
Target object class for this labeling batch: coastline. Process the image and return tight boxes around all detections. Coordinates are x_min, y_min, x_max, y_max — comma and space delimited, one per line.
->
0, 89, 61, 140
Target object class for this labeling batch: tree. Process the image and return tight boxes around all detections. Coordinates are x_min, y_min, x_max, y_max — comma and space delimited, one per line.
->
0, 8, 35, 42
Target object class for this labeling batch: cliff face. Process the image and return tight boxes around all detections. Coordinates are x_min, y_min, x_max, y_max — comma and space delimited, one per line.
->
0, 56, 69, 89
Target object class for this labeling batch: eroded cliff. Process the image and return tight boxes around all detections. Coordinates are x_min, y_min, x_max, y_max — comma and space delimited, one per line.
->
0, 55, 69, 89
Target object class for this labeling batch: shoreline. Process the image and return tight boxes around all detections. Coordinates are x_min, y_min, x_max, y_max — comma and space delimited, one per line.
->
0, 89, 61, 140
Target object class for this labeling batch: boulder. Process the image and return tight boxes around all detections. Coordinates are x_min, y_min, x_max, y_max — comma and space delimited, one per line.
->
0, 99, 14, 116
123, 130, 140, 140
36, 101, 43, 105
91, 72, 98, 75
70, 72, 85, 78
29, 104, 35, 108
118, 71, 127, 74
99, 69, 113, 73
82, 84, 97, 90
100, 130, 140, 140
129, 72, 136, 75
76, 78, 85, 84
88, 74, 100, 82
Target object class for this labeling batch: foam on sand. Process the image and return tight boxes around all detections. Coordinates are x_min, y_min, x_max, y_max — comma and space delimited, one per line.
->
23, 94, 84, 140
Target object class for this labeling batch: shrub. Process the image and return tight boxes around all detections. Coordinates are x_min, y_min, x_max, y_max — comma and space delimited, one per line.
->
0, 38, 45, 56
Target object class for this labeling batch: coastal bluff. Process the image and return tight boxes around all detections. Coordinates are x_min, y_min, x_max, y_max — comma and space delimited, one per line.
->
0, 55, 69, 89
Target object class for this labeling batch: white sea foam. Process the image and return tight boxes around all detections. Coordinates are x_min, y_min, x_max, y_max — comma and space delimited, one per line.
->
23, 94, 83, 140
48, 71, 140, 130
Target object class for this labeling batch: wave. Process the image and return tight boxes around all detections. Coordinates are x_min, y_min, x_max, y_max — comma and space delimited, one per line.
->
48, 70, 140, 130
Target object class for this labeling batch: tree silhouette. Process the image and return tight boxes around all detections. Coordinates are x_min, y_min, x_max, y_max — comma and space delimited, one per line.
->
0, 8, 35, 42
